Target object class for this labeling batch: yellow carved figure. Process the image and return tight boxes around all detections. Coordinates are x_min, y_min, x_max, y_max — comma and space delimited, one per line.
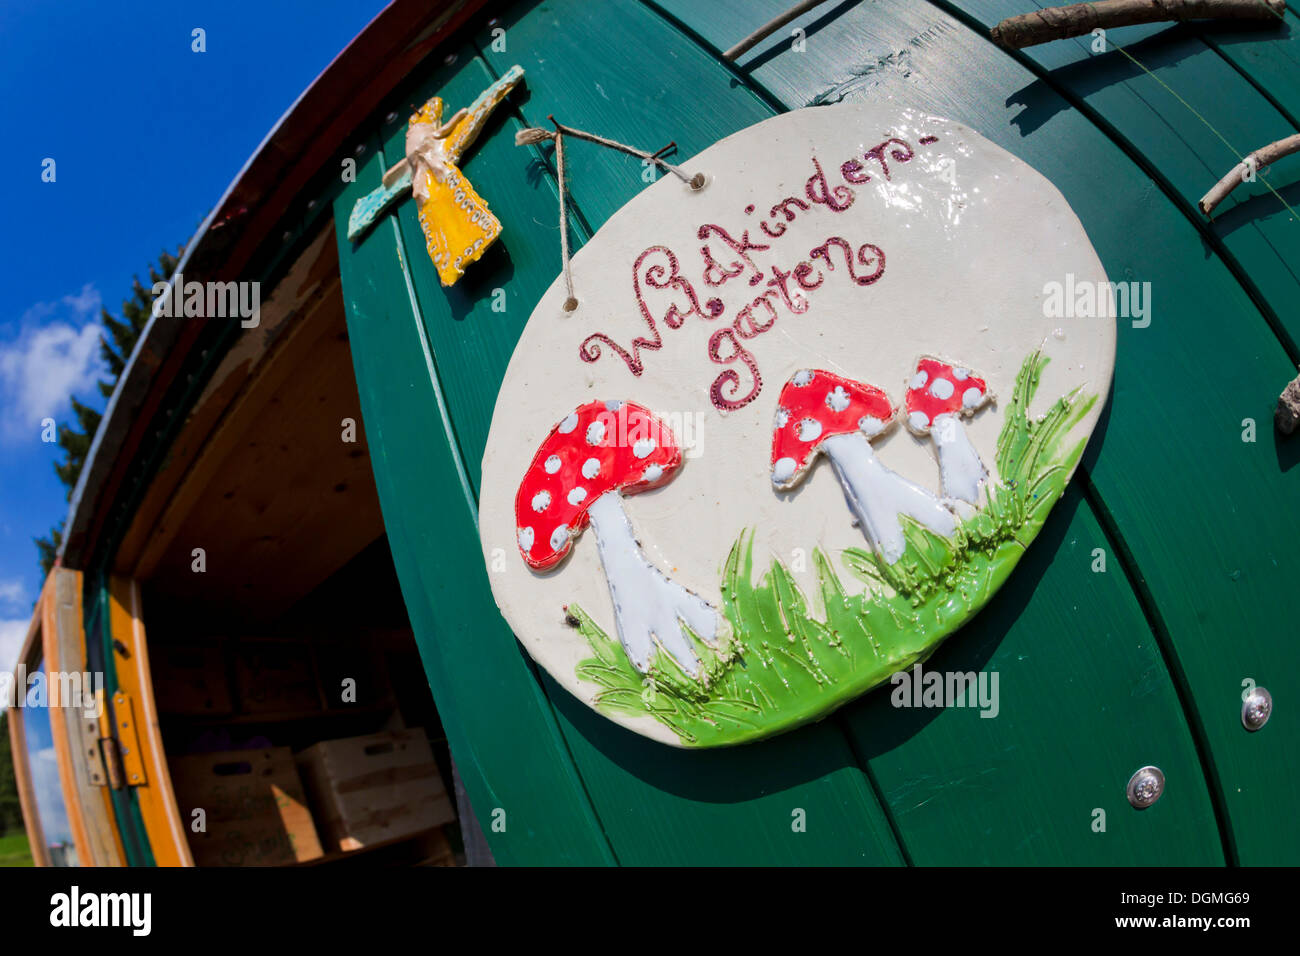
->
350, 66, 524, 287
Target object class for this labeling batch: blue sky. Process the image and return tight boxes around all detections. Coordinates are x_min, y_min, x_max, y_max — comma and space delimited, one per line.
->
0, 1, 389, 670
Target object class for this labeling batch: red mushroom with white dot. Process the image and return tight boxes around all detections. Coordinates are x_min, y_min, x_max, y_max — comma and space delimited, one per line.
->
516, 399, 719, 676
903, 356, 993, 504
770, 369, 955, 564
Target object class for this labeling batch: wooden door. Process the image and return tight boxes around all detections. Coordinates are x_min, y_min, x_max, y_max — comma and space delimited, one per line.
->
7, 568, 125, 866
333, 0, 1297, 864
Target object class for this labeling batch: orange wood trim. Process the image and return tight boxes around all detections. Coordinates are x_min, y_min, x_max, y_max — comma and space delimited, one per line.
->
40, 572, 96, 866
107, 576, 194, 866
7, 707, 50, 868
9, 581, 51, 867
99, 783, 128, 863
45, 568, 126, 866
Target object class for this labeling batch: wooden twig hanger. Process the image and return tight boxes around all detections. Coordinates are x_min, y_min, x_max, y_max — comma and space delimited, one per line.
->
515, 118, 706, 312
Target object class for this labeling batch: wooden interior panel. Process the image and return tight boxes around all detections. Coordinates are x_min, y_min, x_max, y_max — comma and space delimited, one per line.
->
116, 228, 339, 577
138, 273, 384, 619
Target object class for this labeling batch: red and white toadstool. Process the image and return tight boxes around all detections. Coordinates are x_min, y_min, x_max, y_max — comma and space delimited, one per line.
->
903, 356, 993, 504
516, 400, 719, 676
770, 369, 955, 564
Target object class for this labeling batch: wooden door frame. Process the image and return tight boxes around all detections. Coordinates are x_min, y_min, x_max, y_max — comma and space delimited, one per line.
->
105, 576, 194, 866
7, 568, 127, 866
7, 593, 53, 867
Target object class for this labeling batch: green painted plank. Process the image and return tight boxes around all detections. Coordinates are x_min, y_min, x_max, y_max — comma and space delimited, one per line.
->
334, 137, 615, 865
1195, 9, 1300, 129
650, 0, 1224, 865
479, 0, 774, 226
845, 486, 1222, 864
658, 0, 1299, 864
371, 52, 569, 495
965, 0, 1300, 352
374, 14, 905, 866
480, 0, 1216, 868
945, 0, 1300, 869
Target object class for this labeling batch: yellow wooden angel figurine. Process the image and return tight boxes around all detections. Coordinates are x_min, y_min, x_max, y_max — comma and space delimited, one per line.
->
347, 65, 524, 287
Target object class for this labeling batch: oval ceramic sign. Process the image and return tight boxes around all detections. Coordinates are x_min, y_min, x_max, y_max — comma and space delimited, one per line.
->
480, 102, 1114, 747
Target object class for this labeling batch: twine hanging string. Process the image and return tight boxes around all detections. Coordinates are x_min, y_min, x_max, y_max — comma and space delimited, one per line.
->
553, 130, 576, 311
516, 117, 705, 312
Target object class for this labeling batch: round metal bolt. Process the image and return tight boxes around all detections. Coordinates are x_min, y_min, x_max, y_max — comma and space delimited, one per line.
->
353, 143, 367, 157
1126, 766, 1164, 809
385, 111, 398, 124
1242, 687, 1272, 732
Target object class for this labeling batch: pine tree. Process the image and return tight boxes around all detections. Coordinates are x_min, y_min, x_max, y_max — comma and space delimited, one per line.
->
35, 528, 62, 578
34, 248, 181, 575
0, 710, 25, 837
98, 250, 177, 397
52, 396, 102, 493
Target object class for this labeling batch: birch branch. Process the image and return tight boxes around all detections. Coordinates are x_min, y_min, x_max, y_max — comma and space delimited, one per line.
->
1198, 134, 1300, 216
991, 0, 1287, 49
722, 0, 829, 61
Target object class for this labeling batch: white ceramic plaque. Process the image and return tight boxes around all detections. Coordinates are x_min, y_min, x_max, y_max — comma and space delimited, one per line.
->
480, 103, 1114, 747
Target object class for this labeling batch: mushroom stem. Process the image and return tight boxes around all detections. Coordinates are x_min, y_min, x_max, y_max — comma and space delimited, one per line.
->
586, 490, 719, 676
821, 433, 956, 564
931, 413, 988, 504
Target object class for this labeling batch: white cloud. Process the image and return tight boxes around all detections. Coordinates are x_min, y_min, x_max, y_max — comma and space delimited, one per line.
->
0, 578, 27, 609
30, 743, 73, 845
0, 284, 104, 441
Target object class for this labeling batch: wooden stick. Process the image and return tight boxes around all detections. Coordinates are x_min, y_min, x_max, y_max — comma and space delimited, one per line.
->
544, 116, 705, 188
722, 0, 829, 61
991, 0, 1287, 49
1198, 133, 1300, 216
1278, 371, 1300, 436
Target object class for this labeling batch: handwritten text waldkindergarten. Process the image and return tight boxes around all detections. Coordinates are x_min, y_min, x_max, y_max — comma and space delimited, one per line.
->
578, 134, 939, 410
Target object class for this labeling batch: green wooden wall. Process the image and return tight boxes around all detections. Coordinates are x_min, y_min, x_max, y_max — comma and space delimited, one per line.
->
333, 0, 1298, 865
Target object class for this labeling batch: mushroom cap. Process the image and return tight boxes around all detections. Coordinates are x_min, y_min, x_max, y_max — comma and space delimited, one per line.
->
770, 369, 896, 490
904, 356, 991, 435
515, 400, 682, 569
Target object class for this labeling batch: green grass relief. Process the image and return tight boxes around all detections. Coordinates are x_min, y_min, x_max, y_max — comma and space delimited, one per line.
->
569, 351, 1097, 745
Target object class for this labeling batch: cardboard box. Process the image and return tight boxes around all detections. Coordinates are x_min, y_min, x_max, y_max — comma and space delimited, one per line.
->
296, 729, 455, 852
169, 747, 324, 866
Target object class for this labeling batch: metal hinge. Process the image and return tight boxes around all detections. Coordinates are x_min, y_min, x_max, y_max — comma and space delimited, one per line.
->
110, 690, 148, 787
100, 735, 126, 790
77, 695, 109, 787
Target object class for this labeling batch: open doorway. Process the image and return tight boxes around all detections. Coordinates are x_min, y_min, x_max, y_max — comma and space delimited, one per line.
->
118, 225, 466, 866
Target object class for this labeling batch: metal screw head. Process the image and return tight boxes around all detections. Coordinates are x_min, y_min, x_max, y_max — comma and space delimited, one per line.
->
1126, 766, 1165, 809
1242, 687, 1272, 731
